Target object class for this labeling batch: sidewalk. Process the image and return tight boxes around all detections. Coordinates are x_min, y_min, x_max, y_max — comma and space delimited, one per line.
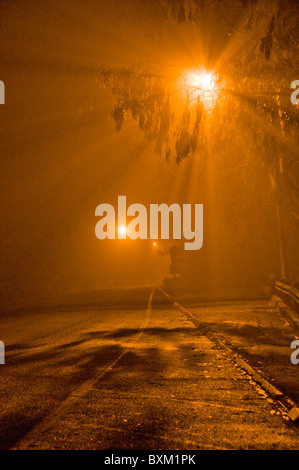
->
183, 299, 299, 406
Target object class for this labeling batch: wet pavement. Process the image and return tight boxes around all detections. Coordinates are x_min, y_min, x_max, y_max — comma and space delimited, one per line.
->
185, 299, 299, 404
0, 290, 298, 449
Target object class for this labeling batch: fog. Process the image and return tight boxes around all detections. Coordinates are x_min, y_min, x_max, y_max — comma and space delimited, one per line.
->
0, 0, 298, 308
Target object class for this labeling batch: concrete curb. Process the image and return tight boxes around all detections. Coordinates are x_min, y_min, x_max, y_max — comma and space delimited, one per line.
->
271, 295, 299, 335
160, 288, 299, 424
274, 281, 299, 308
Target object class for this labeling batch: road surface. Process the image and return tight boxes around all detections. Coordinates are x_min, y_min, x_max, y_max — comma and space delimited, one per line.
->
184, 298, 299, 405
0, 288, 298, 449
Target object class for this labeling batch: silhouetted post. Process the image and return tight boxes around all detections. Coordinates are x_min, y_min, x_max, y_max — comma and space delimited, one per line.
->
273, 97, 288, 280
275, 194, 288, 280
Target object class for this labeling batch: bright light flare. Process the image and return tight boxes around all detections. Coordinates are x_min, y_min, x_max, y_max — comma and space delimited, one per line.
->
182, 69, 219, 110
185, 70, 216, 92
118, 225, 127, 237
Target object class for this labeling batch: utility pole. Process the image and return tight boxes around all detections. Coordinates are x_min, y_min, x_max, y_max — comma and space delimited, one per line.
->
273, 97, 289, 280
274, 182, 288, 280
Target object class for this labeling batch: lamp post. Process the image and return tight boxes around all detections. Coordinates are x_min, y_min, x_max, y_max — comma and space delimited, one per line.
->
270, 151, 288, 280
182, 69, 288, 281
271, 96, 289, 281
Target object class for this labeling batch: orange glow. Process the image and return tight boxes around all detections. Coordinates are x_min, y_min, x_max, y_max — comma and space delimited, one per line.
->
185, 70, 216, 92
182, 69, 219, 110
118, 225, 127, 237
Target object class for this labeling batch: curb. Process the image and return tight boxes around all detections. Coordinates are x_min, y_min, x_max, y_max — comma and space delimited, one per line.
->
271, 295, 299, 335
160, 288, 299, 424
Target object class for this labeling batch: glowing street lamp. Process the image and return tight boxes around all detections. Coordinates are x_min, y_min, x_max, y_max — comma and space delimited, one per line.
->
185, 70, 216, 92
183, 69, 219, 110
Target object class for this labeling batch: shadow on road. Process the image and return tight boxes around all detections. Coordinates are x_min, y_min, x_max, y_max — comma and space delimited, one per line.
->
0, 324, 201, 449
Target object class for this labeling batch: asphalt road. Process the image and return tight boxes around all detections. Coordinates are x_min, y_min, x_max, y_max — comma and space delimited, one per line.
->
0, 288, 299, 450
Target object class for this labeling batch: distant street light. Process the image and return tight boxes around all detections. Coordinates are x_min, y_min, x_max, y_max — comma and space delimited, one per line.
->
118, 225, 127, 237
